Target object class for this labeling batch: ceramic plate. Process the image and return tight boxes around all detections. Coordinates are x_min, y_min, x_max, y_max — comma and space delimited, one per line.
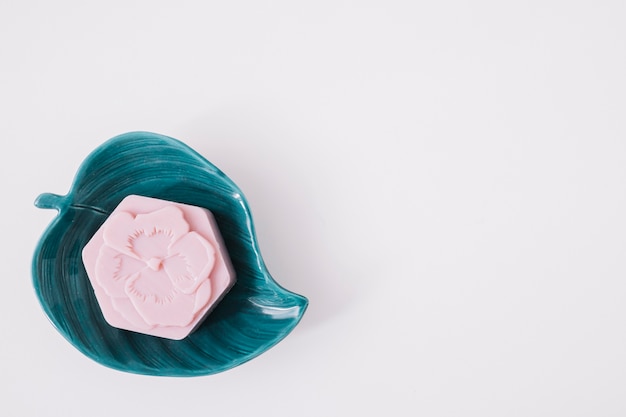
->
33, 132, 308, 376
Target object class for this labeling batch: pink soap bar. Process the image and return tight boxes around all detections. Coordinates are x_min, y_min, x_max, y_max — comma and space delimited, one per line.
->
82, 195, 235, 340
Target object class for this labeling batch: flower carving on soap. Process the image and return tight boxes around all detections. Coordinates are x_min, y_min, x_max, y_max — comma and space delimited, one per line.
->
82, 195, 235, 340
98, 207, 212, 327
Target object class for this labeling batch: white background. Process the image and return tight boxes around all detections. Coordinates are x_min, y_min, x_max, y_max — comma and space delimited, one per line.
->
1, 1, 625, 416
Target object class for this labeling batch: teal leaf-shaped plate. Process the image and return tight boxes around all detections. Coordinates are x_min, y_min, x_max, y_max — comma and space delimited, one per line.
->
33, 132, 308, 376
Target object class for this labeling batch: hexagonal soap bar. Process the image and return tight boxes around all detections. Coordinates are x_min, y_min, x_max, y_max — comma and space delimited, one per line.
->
82, 194, 235, 340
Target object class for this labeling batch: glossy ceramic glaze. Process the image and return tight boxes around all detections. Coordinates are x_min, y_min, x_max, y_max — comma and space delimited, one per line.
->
33, 132, 308, 376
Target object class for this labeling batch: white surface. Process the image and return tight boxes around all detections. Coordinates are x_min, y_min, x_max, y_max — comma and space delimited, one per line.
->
1, 1, 626, 416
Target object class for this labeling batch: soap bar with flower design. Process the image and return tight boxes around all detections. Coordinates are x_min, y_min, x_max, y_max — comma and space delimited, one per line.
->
82, 194, 235, 340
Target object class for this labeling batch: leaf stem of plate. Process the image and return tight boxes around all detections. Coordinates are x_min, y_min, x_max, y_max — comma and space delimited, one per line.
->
35, 193, 66, 211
